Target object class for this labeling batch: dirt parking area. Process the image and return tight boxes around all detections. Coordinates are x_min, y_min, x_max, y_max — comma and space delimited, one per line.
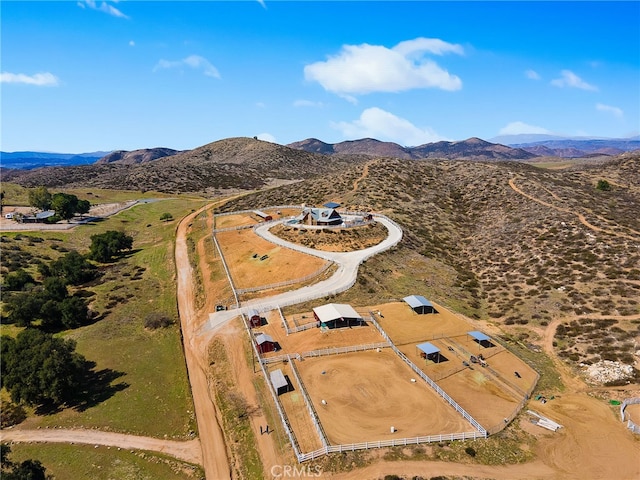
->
294, 350, 475, 445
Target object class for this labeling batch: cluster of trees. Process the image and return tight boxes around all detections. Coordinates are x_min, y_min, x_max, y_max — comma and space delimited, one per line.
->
28, 186, 91, 221
1, 444, 50, 480
1, 329, 86, 407
3, 250, 96, 331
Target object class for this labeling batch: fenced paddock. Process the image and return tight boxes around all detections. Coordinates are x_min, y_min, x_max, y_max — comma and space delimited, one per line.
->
293, 350, 476, 445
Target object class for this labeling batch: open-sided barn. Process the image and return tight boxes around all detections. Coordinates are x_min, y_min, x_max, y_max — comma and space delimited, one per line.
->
313, 303, 364, 329
403, 295, 437, 314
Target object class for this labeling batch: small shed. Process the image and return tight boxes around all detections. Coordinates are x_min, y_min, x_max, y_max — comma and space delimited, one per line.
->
417, 342, 444, 363
468, 331, 494, 348
313, 303, 363, 329
270, 369, 292, 396
253, 210, 273, 222
247, 308, 261, 328
255, 332, 277, 354
403, 295, 436, 314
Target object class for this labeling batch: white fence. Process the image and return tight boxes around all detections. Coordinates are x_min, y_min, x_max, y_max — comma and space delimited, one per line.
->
211, 234, 239, 307
368, 313, 487, 435
297, 430, 484, 463
236, 261, 334, 295
620, 398, 640, 434
288, 357, 330, 448
300, 342, 390, 359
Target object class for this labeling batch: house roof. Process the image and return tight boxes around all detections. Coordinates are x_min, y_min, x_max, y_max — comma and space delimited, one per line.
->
468, 331, 491, 342
247, 308, 259, 318
255, 332, 275, 345
403, 295, 433, 309
313, 303, 362, 323
310, 208, 341, 222
417, 342, 440, 355
270, 369, 288, 390
323, 201, 341, 209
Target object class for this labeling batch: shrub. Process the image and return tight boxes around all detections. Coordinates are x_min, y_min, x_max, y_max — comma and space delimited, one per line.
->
465, 446, 477, 457
144, 312, 174, 329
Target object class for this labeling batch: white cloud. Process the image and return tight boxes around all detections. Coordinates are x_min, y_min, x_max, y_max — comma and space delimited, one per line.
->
153, 55, 220, 79
257, 133, 276, 143
293, 99, 323, 108
331, 107, 448, 146
499, 121, 551, 135
304, 37, 463, 97
551, 70, 597, 91
77, 0, 128, 19
525, 69, 540, 80
596, 103, 623, 118
0, 72, 59, 86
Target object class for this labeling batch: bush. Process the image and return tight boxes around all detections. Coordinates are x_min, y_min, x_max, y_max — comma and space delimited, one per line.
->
0, 402, 26, 428
144, 313, 174, 330
465, 446, 477, 457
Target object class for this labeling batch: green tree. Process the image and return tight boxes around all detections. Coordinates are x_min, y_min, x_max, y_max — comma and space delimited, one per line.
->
1, 329, 86, 407
596, 179, 612, 191
5, 292, 43, 327
51, 192, 79, 221
76, 199, 91, 218
1, 445, 50, 480
28, 187, 52, 211
3, 269, 35, 291
59, 296, 89, 329
49, 250, 97, 285
160, 212, 174, 222
89, 230, 133, 262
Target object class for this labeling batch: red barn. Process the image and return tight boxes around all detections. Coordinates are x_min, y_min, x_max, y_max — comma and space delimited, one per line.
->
248, 309, 261, 328
255, 332, 276, 354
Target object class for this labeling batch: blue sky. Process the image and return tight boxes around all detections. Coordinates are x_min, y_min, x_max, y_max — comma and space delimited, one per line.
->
2, 1, 639, 153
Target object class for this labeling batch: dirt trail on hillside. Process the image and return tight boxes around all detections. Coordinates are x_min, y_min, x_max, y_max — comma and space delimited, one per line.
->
508, 178, 640, 240
0, 429, 202, 465
352, 160, 373, 192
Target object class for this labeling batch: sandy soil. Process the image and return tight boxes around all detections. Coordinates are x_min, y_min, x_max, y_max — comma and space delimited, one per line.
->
216, 229, 327, 290
296, 351, 474, 444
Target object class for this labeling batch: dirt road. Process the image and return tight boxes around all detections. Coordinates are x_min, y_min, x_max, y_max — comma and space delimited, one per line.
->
0, 428, 202, 465
175, 205, 232, 479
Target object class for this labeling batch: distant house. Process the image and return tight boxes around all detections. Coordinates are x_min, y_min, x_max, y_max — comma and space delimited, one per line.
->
255, 332, 277, 354
247, 309, 262, 328
403, 295, 437, 314
20, 210, 55, 224
313, 303, 364, 329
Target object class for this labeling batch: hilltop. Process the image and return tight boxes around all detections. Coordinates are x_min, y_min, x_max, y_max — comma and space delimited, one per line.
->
288, 136, 536, 160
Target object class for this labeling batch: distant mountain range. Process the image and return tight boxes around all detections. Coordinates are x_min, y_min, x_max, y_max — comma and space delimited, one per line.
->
287, 137, 537, 160
0, 151, 111, 169
2, 135, 638, 170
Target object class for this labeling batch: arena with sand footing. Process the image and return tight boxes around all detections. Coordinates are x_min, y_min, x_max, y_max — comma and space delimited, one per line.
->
292, 350, 475, 445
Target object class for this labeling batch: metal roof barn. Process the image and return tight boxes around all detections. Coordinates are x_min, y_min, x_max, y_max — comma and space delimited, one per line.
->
403, 295, 436, 314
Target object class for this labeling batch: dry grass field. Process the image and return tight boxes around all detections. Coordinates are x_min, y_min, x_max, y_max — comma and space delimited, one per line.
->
216, 228, 328, 290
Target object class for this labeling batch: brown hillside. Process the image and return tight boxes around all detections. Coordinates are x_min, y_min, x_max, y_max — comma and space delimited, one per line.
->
219, 154, 640, 359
